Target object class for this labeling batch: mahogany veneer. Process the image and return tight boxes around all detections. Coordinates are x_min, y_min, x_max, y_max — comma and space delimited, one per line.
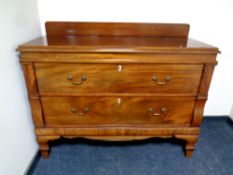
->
18, 22, 219, 158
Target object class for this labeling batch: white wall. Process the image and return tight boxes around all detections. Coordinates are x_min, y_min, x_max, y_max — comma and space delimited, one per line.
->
230, 105, 233, 120
0, 0, 41, 175
37, 0, 233, 116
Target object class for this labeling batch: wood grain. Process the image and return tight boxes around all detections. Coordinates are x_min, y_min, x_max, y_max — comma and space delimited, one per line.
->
191, 63, 217, 127
20, 53, 218, 64
41, 96, 195, 126
198, 64, 216, 95
45, 22, 190, 37
36, 127, 200, 136
21, 64, 44, 127
35, 63, 203, 95
17, 22, 218, 54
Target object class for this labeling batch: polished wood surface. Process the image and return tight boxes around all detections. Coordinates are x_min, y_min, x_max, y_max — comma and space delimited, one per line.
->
20, 52, 217, 64
18, 22, 219, 54
21, 64, 44, 127
18, 36, 218, 54
41, 96, 195, 126
35, 64, 203, 95
45, 22, 190, 37
18, 22, 219, 159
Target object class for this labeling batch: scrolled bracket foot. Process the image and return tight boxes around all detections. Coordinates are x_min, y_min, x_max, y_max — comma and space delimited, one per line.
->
37, 135, 61, 159
175, 135, 198, 158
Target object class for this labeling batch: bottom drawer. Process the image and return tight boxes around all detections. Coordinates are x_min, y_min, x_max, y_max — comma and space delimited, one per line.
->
41, 96, 195, 126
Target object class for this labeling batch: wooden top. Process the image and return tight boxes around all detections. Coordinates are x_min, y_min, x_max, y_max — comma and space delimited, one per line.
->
17, 22, 219, 54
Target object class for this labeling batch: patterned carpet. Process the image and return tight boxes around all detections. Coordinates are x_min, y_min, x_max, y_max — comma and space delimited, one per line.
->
29, 117, 233, 175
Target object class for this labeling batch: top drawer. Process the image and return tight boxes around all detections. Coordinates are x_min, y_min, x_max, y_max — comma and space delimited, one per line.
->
35, 63, 203, 95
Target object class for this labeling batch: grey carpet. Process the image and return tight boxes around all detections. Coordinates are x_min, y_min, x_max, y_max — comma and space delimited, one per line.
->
30, 117, 233, 175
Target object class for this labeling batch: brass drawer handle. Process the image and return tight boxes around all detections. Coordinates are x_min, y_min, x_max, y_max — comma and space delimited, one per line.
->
148, 107, 167, 116
152, 75, 171, 85
70, 107, 89, 116
67, 74, 87, 85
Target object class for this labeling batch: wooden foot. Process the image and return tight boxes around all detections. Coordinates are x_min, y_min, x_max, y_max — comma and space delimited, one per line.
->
185, 150, 193, 158
37, 135, 61, 159
185, 141, 195, 158
38, 137, 49, 159
41, 150, 49, 159
175, 135, 198, 158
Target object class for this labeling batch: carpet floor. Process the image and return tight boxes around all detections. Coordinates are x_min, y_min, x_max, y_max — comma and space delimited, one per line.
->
29, 117, 233, 175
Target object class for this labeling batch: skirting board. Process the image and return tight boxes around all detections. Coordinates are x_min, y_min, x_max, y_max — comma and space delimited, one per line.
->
230, 107, 233, 120
205, 115, 232, 121
24, 149, 39, 175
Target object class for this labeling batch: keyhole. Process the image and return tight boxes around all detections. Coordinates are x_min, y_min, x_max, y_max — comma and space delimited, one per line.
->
116, 98, 121, 104
117, 65, 123, 72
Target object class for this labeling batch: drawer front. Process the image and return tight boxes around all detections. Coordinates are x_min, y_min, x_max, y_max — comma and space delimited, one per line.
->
41, 97, 195, 126
35, 64, 203, 95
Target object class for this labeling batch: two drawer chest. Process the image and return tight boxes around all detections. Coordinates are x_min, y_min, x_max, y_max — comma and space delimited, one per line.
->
18, 22, 219, 158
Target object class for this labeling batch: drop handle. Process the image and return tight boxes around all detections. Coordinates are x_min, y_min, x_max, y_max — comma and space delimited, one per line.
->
70, 107, 89, 116
67, 74, 87, 85
152, 75, 171, 85
148, 107, 167, 116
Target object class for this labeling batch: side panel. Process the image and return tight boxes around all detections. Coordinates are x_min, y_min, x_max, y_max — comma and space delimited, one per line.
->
22, 63, 44, 127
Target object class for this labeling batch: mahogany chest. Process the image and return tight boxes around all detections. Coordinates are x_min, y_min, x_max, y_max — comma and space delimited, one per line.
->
18, 22, 219, 158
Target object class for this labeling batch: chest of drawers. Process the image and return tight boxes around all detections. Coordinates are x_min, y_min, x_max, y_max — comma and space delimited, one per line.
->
18, 22, 219, 158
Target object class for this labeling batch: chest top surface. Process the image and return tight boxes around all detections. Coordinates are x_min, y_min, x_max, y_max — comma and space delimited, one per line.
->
18, 22, 219, 54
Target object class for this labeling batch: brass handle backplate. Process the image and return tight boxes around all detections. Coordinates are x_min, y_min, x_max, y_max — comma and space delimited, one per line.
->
70, 107, 89, 116
67, 74, 87, 85
148, 107, 167, 116
152, 75, 171, 85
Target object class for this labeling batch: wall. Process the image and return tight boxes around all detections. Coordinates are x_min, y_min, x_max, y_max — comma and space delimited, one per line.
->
230, 105, 233, 120
37, 0, 233, 116
0, 0, 41, 174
